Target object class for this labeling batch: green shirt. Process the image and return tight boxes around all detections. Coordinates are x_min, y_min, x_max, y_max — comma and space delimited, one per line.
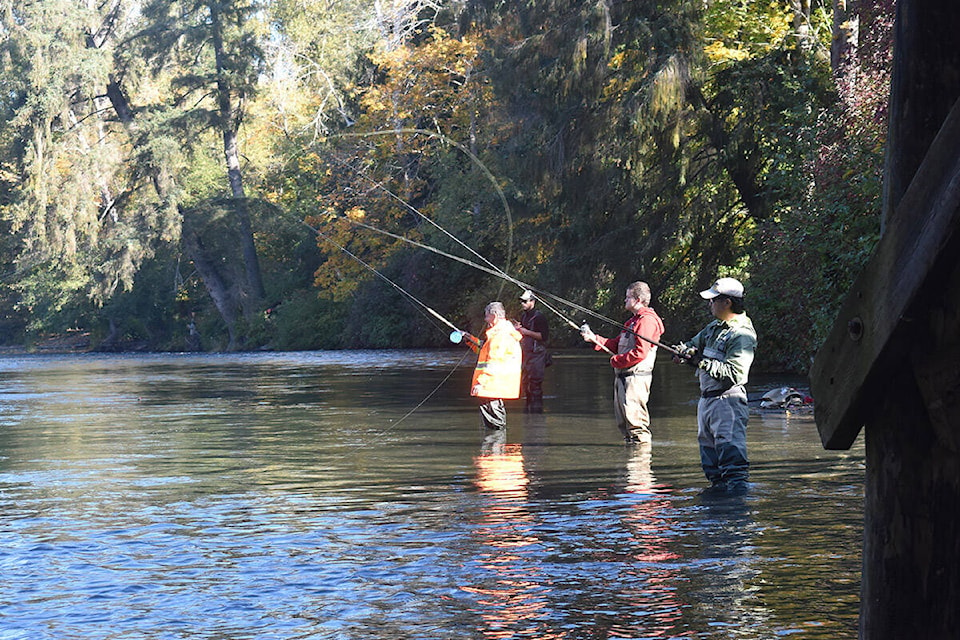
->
684, 313, 757, 391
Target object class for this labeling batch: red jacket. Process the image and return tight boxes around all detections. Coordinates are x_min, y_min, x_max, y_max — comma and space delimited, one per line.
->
595, 307, 665, 370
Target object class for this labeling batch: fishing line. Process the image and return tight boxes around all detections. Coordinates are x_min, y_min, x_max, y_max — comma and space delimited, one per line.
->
325, 212, 678, 355
324, 127, 514, 298
321, 128, 676, 354
337, 347, 474, 455
298, 218, 485, 448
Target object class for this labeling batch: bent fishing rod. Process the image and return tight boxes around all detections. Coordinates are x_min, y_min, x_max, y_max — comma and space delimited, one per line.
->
324, 211, 683, 357
324, 127, 514, 299
304, 220, 478, 348
319, 127, 681, 355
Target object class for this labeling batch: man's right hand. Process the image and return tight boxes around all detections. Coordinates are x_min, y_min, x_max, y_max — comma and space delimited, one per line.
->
671, 344, 698, 365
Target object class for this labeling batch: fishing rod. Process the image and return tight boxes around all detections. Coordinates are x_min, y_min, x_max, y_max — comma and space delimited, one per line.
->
525, 295, 614, 355
303, 218, 478, 348
576, 319, 683, 357
325, 211, 603, 345
380, 196, 614, 354
324, 212, 682, 357
320, 129, 678, 356
287, 216, 492, 452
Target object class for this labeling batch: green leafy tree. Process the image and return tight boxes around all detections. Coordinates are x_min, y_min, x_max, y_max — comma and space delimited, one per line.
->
747, 0, 892, 370
277, 24, 505, 347
0, 0, 179, 338
128, 0, 268, 348
453, 0, 846, 352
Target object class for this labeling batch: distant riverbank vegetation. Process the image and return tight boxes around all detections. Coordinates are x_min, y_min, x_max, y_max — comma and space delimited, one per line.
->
0, 0, 893, 372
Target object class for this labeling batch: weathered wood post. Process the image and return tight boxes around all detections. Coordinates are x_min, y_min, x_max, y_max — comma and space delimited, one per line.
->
810, 2, 960, 637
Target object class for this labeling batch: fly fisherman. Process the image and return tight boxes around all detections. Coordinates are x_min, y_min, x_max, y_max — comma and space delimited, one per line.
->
514, 290, 550, 414
672, 277, 757, 494
463, 302, 523, 430
580, 281, 665, 445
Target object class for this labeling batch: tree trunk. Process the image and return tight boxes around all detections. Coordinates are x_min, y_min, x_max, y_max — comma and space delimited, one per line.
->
181, 226, 239, 349
830, 0, 857, 75
105, 76, 244, 344
209, 2, 265, 309
793, 0, 812, 51
687, 84, 770, 221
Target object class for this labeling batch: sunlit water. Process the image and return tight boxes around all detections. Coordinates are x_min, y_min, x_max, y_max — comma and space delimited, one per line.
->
0, 350, 863, 639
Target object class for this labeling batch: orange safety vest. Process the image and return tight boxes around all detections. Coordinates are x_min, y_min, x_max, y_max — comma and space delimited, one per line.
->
470, 318, 522, 399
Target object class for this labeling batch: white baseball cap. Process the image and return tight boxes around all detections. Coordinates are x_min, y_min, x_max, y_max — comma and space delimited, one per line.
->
519, 290, 536, 302
700, 277, 744, 299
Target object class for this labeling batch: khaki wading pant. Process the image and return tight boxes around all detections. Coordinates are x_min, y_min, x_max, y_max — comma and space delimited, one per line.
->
613, 370, 653, 442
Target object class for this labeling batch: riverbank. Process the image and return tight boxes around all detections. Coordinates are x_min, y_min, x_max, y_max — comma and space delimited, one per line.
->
0, 331, 91, 354
0, 331, 161, 354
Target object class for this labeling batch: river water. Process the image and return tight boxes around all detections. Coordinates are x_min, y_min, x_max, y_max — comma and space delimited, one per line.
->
0, 350, 863, 639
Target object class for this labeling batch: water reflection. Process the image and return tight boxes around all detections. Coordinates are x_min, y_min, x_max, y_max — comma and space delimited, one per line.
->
606, 444, 685, 637
624, 443, 654, 493
688, 491, 768, 637
467, 439, 562, 639
0, 351, 863, 639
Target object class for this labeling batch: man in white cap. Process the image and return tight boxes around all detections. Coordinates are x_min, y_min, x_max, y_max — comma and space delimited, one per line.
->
514, 290, 550, 413
672, 277, 757, 493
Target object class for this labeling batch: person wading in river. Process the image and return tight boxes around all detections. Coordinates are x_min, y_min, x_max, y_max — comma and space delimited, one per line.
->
580, 281, 665, 445
464, 302, 523, 430
672, 277, 757, 494
514, 290, 550, 414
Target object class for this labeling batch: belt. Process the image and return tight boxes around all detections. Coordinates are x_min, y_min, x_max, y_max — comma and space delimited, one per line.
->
701, 385, 737, 399
617, 370, 652, 379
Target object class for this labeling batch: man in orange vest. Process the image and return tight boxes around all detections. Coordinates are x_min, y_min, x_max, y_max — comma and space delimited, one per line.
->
465, 301, 523, 430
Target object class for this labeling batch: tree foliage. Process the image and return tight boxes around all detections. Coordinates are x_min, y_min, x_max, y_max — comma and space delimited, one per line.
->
0, 0, 892, 372
0, 0, 176, 332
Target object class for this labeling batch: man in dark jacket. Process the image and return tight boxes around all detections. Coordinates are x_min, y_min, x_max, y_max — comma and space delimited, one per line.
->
515, 290, 550, 413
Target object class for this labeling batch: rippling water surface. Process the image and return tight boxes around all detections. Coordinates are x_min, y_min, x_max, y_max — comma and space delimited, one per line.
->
0, 350, 863, 639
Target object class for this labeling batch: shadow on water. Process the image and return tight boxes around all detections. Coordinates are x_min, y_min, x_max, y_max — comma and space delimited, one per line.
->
0, 350, 862, 639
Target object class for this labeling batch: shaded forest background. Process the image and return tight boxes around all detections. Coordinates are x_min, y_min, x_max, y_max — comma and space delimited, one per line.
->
0, 0, 893, 373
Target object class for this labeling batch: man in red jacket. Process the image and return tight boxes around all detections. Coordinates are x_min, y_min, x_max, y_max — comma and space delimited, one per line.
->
581, 281, 665, 444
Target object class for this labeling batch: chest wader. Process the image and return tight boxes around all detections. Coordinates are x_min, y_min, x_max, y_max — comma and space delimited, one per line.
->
479, 399, 507, 430
696, 340, 749, 490
613, 343, 658, 444
521, 344, 546, 414
614, 368, 654, 443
